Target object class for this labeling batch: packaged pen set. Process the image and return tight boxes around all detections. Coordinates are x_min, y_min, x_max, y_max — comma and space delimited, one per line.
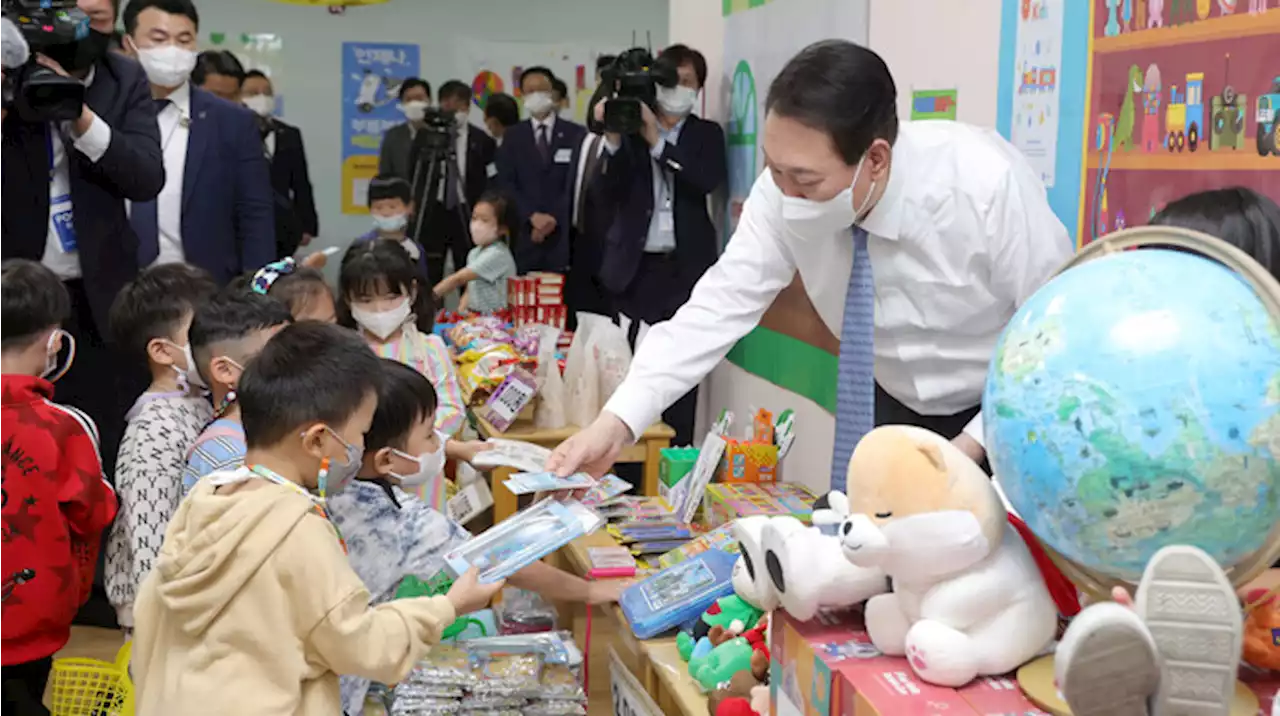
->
620, 548, 740, 639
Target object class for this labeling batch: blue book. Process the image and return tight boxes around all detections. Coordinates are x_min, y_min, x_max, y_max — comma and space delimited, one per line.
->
620, 548, 739, 640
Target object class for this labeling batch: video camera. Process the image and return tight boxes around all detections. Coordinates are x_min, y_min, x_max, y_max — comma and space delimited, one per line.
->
410, 105, 458, 154
592, 47, 678, 135
2, 0, 90, 122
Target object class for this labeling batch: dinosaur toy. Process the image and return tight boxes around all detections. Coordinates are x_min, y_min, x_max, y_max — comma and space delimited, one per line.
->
1105, 0, 1122, 35
689, 619, 770, 692
676, 594, 764, 661
1116, 64, 1142, 151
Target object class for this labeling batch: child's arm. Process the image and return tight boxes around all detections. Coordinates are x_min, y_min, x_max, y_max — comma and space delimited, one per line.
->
56, 407, 119, 603
433, 268, 480, 298
420, 335, 467, 436
507, 561, 628, 605
457, 286, 471, 315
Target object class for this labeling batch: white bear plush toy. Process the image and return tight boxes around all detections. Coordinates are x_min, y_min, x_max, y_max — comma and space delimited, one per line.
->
838, 425, 1059, 687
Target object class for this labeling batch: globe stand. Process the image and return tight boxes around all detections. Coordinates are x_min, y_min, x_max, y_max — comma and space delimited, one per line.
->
1006, 226, 1280, 716
1016, 655, 1258, 716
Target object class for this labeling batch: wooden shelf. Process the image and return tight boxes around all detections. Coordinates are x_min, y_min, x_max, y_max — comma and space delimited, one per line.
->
1086, 150, 1279, 171
1093, 10, 1280, 53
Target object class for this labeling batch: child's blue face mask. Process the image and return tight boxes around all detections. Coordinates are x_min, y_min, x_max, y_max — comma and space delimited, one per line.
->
372, 213, 408, 233
316, 426, 363, 497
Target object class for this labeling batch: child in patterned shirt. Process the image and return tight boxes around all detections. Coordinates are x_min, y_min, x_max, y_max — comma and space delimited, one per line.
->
104, 263, 218, 632
328, 359, 627, 716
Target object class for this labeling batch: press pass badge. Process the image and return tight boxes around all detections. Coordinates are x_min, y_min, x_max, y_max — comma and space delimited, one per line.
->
486, 162, 498, 178
50, 194, 77, 253
554, 148, 573, 164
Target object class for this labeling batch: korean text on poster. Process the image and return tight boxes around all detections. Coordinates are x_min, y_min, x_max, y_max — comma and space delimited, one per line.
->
340, 42, 419, 214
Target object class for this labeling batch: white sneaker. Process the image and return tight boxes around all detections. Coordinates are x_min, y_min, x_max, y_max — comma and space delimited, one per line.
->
1057, 601, 1162, 716
1135, 545, 1243, 716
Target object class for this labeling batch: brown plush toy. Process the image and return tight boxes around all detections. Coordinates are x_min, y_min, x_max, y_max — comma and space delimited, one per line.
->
706, 651, 769, 716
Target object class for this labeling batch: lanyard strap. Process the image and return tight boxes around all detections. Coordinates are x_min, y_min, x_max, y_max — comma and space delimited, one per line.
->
246, 464, 348, 554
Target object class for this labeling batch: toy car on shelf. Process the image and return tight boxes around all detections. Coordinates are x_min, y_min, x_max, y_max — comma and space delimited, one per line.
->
1166, 72, 1205, 153
1257, 75, 1280, 157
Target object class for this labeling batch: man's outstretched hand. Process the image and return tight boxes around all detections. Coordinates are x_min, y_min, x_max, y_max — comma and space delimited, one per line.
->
546, 412, 633, 478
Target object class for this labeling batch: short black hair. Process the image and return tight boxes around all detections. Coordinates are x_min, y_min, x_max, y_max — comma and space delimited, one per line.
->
1, 260, 71, 351
399, 78, 431, 102
367, 175, 412, 206
484, 93, 519, 127
366, 359, 438, 453
1151, 187, 1280, 281
192, 50, 245, 87
596, 54, 617, 73
438, 80, 471, 105
765, 40, 899, 164
123, 0, 199, 35
551, 76, 568, 101
243, 69, 270, 84
519, 66, 555, 89
108, 263, 218, 364
239, 322, 383, 449
339, 239, 435, 334
190, 291, 293, 384
475, 189, 516, 235
660, 44, 708, 89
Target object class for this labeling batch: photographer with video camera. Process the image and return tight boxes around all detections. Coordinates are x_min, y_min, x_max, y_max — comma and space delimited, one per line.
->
592, 44, 725, 445
494, 66, 586, 274
2, 0, 164, 478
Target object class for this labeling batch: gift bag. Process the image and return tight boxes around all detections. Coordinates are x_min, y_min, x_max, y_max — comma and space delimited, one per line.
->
563, 314, 603, 427
532, 324, 568, 430
584, 315, 631, 405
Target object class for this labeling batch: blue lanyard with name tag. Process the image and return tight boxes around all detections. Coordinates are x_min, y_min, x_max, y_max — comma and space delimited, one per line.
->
48, 129, 77, 254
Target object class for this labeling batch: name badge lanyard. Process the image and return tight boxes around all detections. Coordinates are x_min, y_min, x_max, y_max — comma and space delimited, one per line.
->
247, 463, 348, 554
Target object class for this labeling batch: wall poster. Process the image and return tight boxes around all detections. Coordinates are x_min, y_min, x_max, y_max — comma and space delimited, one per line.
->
1010, 0, 1065, 187
340, 42, 420, 214
1079, 1, 1279, 245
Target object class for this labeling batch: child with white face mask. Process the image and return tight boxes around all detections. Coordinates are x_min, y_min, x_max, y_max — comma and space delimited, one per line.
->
327, 359, 627, 716
338, 241, 468, 505
431, 191, 518, 313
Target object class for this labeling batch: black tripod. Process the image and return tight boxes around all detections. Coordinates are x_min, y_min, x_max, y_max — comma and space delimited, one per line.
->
408, 130, 471, 288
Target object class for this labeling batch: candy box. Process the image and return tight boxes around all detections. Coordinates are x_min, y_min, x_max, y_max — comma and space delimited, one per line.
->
770, 608, 882, 716
658, 446, 699, 503
719, 439, 779, 483
837, 662, 977, 715
701, 483, 786, 528
958, 675, 1050, 715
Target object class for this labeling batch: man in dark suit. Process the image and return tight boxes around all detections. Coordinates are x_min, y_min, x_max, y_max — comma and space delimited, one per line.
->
2, 0, 164, 475
121, 0, 275, 284
192, 48, 243, 103
415, 79, 498, 289
376, 77, 430, 185
242, 70, 319, 259
495, 67, 587, 273
597, 45, 726, 445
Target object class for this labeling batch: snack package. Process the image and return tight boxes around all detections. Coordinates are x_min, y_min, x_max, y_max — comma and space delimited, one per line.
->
402, 645, 477, 688
471, 654, 543, 697
456, 343, 525, 402
539, 664, 586, 701
494, 587, 558, 635
444, 500, 603, 582
474, 368, 537, 433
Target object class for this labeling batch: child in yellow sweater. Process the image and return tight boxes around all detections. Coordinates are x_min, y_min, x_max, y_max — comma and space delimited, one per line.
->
131, 322, 502, 715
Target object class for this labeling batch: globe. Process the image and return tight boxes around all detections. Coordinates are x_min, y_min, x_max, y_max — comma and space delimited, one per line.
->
984, 228, 1280, 591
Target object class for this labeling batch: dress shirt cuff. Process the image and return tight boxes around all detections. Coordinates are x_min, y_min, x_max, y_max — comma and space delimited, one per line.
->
601, 383, 661, 444
962, 411, 985, 449
73, 113, 111, 163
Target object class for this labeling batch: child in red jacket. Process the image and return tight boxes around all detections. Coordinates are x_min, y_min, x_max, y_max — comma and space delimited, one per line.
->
1, 260, 119, 712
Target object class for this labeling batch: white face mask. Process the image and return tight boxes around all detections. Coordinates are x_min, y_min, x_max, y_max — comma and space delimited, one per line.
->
401, 100, 429, 122
390, 432, 447, 487
523, 91, 555, 119
657, 85, 698, 118
243, 94, 274, 117
455, 110, 469, 127
372, 212, 408, 233
351, 297, 412, 340
780, 154, 877, 237
42, 329, 74, 383
469, 220, 500, 246
132, 42, 197, 89
162, 339, 207, 391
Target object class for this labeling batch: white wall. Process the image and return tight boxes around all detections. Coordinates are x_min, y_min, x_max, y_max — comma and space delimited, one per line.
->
869, 0, 1002, 128
668, 0, 1003, 496
193, 0, 669, 253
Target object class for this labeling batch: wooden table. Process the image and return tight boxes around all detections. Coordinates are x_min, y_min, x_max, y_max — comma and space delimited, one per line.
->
555, 531, 707, 716
473, 415, 675, 522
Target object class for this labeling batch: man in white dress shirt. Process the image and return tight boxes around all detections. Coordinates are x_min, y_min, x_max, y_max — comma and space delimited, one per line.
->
549, 40, 1072, 482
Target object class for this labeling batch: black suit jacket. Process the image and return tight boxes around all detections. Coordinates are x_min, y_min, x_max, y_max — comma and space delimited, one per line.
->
462, 123, 496, 208
266, 119, 319, 256
1, 52, 164, 332
598, 115, 726, 297
495, 117, 587, 272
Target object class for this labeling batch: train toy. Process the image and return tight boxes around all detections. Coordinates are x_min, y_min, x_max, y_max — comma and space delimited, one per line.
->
1210, 55, 1246, 151
1258, 75, 1280, 157
1165, 72, 1205, 152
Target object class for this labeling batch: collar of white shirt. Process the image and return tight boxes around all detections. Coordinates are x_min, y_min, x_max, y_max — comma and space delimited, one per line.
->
531, 114, 556, 137
857, 145, 908, 242
163, 81, 193, 117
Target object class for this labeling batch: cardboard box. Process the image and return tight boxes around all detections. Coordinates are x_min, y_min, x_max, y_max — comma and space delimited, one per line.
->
958, 675, 1051, 715
839, 664, 978, 715
703, 483, 786, 528
771, 608, 871, 716
762, 482, 818, 521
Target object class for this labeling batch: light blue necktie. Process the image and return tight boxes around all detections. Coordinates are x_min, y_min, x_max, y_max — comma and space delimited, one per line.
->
830, 227, 875, 492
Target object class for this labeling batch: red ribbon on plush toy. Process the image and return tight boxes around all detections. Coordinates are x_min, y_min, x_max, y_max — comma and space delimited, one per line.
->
1007, 513, 1081, 618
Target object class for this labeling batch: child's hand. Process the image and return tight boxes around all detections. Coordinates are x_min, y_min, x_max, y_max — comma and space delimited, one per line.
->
451, 440, 493, 465
446, 567, 505, 615
586, 579, 632, 605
